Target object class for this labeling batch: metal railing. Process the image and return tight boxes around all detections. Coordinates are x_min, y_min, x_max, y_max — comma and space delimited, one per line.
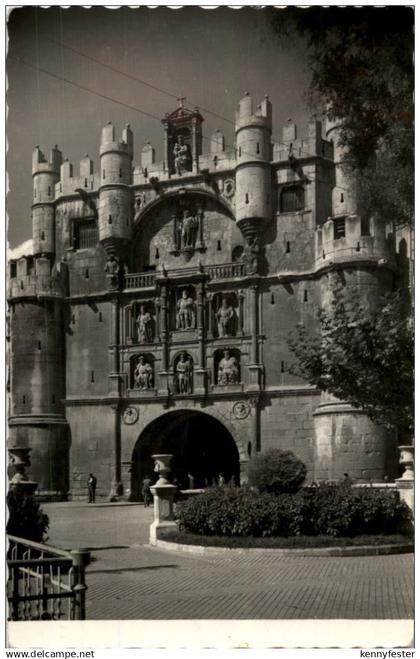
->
7, 535, 90, 621
124, 261, 246, 290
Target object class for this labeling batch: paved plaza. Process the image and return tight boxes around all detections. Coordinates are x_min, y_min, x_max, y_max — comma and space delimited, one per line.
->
43, 501, 414, 621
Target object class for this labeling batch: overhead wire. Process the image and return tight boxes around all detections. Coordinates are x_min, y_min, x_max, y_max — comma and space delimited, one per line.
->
9, 53, 354, 195
43, 35, 323, 159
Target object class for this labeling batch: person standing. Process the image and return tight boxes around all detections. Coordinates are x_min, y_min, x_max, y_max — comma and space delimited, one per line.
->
87, 473, 97, 503
142, 475, 153, 507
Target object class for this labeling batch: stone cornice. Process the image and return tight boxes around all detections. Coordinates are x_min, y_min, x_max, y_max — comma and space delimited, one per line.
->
62, 385, 319, 407
8, 414, 69, 426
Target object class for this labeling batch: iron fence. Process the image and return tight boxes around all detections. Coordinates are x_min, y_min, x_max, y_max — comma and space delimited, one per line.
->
7, 535, 90, 621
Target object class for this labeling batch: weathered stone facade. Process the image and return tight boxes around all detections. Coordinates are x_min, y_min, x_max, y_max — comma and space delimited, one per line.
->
8, 94, 402, 501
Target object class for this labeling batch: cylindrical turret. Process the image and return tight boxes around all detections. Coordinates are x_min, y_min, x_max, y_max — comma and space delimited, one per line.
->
8, 255, 69, 500
235, 93, 273, 240
312, 210, 397, 482
32, 145, 62, 255
325, 116, 359, 218
98, 122, 133, 256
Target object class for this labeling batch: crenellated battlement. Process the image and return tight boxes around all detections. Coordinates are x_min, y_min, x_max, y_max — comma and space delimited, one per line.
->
7, 255, 67, 301
273, 119, 333, 163
32, 145, 62, 177
55, 156, 101, 197
235, 92, 272, 131
99, 122, 133, 158
315, 214, 393, 270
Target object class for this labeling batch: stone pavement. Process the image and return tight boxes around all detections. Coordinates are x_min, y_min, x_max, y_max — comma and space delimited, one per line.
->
43, 502, 414, 620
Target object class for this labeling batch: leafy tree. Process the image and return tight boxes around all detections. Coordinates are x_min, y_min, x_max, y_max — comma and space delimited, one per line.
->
270, 6, 414, 229
248, 449, 307, 494
287, 288, 413, 439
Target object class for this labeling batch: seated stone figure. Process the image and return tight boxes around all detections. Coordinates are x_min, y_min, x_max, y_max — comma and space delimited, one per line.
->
134, 355, 153, 390
173, 135, 190, 175
217, 349, 239, 385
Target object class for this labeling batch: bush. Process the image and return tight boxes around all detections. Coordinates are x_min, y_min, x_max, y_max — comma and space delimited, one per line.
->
6, 489, 49, 543
299, 484, 413, 537
247, 449, 307, 494
177, 484, 412, 538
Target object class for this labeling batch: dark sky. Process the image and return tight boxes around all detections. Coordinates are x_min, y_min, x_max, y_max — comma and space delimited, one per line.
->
6, 6, 312, 249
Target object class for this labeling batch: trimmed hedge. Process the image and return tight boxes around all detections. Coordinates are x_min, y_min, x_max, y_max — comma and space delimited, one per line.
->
177, 484, 412, 538
247, 449, 307, 494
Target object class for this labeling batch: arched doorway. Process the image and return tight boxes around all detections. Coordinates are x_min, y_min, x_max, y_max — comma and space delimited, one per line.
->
130, 410, 240, 500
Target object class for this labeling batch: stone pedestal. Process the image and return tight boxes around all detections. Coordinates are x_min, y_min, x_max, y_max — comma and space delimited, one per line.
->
149, 454, 177, 545
395, 445, 414, 511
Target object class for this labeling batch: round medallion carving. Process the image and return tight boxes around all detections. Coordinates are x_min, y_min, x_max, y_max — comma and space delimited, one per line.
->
223, 179, 235, 198
232, 400, 250, 420
122, 406, 139, 425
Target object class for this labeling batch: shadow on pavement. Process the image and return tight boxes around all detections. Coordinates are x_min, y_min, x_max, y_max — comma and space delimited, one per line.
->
88, 564, 179, 575
83, 545, 131, 551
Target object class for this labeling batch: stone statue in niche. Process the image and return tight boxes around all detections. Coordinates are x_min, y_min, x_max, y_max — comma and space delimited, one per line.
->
136, 304, 154, 343
104, 253, 119, 275
180, 209, 199, 249
216, 296, 236, 337
242, 237, 261, 275
134, 193, 146, 221
173, 135, 190, 175
217, 349, 239, 385
134, 355, 154, 390
176, 289, 196, 330
104, 253, 120, 289
175, 352, 193, 394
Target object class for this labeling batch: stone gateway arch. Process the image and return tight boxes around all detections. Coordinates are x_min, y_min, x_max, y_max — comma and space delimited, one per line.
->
129, 410, 240, 500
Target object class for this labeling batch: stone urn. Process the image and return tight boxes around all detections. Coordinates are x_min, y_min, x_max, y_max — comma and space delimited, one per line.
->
398, 445, 414, 481
152, 454, 173, 485
8, 447, 38, 495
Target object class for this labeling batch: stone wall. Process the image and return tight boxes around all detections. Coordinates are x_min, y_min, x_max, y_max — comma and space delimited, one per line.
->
260, 393, 320, 479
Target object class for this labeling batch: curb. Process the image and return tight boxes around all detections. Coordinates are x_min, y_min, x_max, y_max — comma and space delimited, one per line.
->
43, 501, 145, 509
154, 539, 414, 557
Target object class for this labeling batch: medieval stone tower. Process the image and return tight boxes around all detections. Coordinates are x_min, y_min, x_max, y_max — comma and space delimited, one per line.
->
8, 94, 399, 501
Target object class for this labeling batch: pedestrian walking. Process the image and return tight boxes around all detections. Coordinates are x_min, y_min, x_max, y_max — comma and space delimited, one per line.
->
142, 475, 153, 507
87, 473, 97, 503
